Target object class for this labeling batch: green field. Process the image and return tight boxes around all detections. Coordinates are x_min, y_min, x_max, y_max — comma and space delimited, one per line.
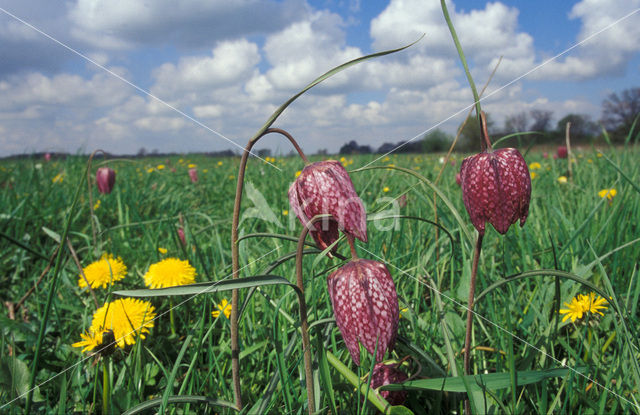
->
1, 144, 639, 413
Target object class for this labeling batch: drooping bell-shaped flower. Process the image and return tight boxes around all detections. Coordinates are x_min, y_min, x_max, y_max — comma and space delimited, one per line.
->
188, 168, 198, 183
96, 167, 116, 194
327, 259, 399, 365
556, 146, 568, 159
288, 160, 367, 251
459, 148, 531, 235
370, 363, 408, 405
177, 228, 186, 246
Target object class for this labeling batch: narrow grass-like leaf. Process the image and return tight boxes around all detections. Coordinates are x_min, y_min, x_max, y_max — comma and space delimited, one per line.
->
122, 395, 237, 414
382, 367, 584, 392
159, 334, 193, 414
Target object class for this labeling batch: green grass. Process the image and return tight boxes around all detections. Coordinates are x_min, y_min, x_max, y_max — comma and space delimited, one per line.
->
1, 145, 639, 414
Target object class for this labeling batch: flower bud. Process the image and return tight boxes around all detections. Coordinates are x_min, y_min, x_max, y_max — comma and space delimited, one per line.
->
459, 148, 531, 235
327, 259, 399, 365
188, 168, 198, 183
557, 146, 568, 159
177, 228, 186, 245
288, 160, 367, 251
371, 363, 408, 405
96, 167, 116, 194
44, 152, 51, 162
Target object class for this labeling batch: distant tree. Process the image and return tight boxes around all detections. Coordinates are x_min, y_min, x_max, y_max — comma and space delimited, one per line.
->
504, 112, 528, 133
422, 129, 452, 153
556, 114, 598, 143
137, 147, 147, 157
315, 148, 328, 156
377, 142, 396, 154
601, 87, 640, 140
530, 109, 553, 132
256, 148, 271, 158
339, 140, 371, 154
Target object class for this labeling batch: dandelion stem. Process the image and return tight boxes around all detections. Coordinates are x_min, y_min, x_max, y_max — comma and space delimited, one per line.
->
464, 233, 483, 415
231, 128, 308, 410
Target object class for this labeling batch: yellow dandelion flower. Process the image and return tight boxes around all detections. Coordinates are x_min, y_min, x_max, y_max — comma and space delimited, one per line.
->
596, 152, 603, 158
93, 199, 101, 210
228, 175, 235, 180
144, 257, 196, 289
157, 164, 165, 170
399, 307, 409, 319
295, 170, 302, 178
282, 209, 288, 216
530, 171, 537, 180
557, 176, 568, 184
79, 254, 127, 289
146, 167, 154, 173
76, 298, 156, 350
383, 186, 390, 192
217, 161, 223, 166
598, 188, 617, 201
212, 299, 232, 319
158, 247, 168, 254
529, 162, 541, 170
559, 292, 608, 323
52, 172, 65, 183
178, 159, 184, 164
72, 329, 107, 353
203, 169, 208, 173
383, 156, 390, 162
587, 159, 593, 163
340, 157, 346, 162
188, 163, 196, 168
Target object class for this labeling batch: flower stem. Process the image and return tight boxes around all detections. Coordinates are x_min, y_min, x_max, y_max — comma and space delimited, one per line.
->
441, 0, 482, 133
464, 233, 483, 414
102, 360, 109, 415
294, 215, 333, 414
170, 299, 176, 336
347, 234, 358, 259
87, 149, 106, 250
230, 128, 308, 410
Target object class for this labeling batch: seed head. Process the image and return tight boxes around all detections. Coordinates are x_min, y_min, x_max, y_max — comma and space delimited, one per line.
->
327, 259, 399, 365
459, 148, 531, 235
288, 160, 367, 251
96, 167, 116, 195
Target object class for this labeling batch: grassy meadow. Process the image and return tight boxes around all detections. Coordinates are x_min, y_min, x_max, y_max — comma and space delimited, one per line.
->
1, 143, 639, 414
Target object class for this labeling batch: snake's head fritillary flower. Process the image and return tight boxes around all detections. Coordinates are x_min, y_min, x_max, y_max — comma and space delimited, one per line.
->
327, 259, 399, 365
288, 160, 367, 251
177, 228, 186, 246
557, 146, 568, 159
44, 152, 51, 162
459, 148, 531, 235
96, 167, 116, 194
371, 363, 408, 405
188, 168, 198, 183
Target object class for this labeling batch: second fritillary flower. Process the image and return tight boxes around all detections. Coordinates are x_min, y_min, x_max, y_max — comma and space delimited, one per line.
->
327, 259, 399, 365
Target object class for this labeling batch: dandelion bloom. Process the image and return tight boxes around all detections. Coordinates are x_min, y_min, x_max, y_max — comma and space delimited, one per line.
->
212, 299, 232, 319
530, 172, 537, 180
559, 292, 608, 323
158, 247, 168, 254
78, 254, 127, 289
598, 188, 617, 201
383, 186, 390, 193
529, 162, 541, 170
557, 176, 568, 184
144, 257, 196, 288
73, 298, 156, 351
52, 172, 65, 183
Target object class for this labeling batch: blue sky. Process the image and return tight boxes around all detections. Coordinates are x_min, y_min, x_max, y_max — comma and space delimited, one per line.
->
0, 0, 638, 157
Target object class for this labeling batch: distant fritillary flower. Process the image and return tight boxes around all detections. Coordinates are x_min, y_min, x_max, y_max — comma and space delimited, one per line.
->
144, 257, 196, 288
73, 298, 156, 351
559, 292, 608, 323
78, 254, 127, 289
212, 299, 232, 319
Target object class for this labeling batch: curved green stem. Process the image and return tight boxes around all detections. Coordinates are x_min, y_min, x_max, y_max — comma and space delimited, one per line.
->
230, 128, 308, 409
440, 0, 483, 149
295, 214, 335, 414
464, 233, 483, 414
87, 149, 106, 249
